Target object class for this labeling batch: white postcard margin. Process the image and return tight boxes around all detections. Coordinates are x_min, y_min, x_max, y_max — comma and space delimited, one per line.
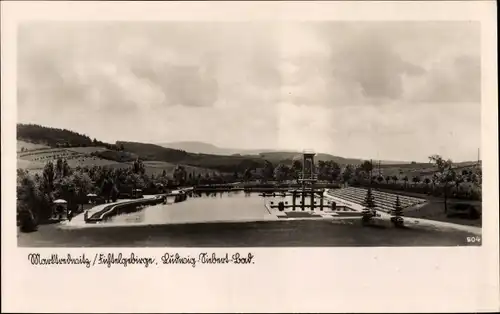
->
1, 1, 498, 312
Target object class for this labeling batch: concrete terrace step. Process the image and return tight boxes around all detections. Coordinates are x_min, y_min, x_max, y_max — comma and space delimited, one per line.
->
328, 188, 424, 205
326, 188, 425, 213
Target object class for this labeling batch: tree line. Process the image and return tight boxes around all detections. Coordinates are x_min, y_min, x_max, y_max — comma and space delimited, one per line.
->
17, 123, 121, 150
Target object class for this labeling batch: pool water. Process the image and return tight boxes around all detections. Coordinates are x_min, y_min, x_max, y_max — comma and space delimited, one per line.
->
109, 191, 279, 225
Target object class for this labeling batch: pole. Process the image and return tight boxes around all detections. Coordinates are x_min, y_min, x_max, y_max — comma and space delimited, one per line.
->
301, 153, 306, 211
370, 159, 373, 187
310, 190, 315, 211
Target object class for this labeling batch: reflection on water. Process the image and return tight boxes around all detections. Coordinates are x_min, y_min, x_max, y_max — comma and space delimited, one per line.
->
107, 191, 286, 225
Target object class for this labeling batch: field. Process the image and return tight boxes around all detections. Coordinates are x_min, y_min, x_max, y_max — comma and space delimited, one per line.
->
140, 161, 220, 176
377, 162, 478, 178
17, 140, 49, 152
65, 146, 109, 154
16, 141, 219, 177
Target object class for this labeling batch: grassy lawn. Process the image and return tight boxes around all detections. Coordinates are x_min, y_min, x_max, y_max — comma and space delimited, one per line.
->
404, 201, 481, 227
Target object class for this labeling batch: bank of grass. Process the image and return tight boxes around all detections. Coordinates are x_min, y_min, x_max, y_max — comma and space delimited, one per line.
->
404, 201, 481, 227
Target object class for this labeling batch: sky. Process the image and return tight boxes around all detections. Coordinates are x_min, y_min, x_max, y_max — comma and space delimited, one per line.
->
17, 21, 481, 162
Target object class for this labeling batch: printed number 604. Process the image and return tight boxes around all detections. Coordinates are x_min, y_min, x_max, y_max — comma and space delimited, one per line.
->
467, 236, 481, 243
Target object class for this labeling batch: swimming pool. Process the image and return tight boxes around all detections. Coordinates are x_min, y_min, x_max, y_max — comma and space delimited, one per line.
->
18, 191, 481, 247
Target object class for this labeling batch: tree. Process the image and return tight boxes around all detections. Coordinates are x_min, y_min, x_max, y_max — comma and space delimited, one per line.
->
385, 175, 391, 184
363, 188, 376, 209
326, 161, 341, 183
317, 160, 327, 180
42, 161, 55, 193
99, 176, 114, 203
362, 187, 376, 224
291, 160, 302, 182
431, 173, 439, 191
412, 176, 421, 187
274, 163, 289, 183
133, 159, 146, 175
402, 176, 409, 188
393, 196, 403, 216
354, 161, 372, 184
454, 173, 464, 193
342, 165, 354, 187
56, 158, 64, 178
377, 176, 384, 184
423, 178, 431, 191
62, 159, 71, 177
263, 160, 275, 182
243, 168, 253, 182
390, 195, 404, 227
429, 154, 454, 213
360, 160, 374, 174
391, 175, 398, 184
470, 168, 482, 187
17, 170, 40, 227
71, 171, 93, 211
173, 165, 187, 186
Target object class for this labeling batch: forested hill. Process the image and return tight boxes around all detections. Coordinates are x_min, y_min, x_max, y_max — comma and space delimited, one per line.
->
17, 124, 116, 149
117, 141, 267, 173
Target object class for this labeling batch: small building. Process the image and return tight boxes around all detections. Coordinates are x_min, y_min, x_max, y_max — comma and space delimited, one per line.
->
86, 193, 98, 204
132, 189, 144, 199
52, 199, 68, 221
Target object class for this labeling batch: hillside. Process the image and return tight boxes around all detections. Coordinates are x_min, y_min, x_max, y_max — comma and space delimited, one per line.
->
17, 123, 117, 149
16, 125, 221, 177
117, 141, 267, 173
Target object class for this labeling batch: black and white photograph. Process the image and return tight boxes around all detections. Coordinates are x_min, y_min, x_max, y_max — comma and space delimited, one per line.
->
2, 1, 499, 312
13, 19, 485, 247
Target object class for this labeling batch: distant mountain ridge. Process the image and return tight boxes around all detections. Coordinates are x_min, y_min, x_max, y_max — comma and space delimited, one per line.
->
158, 141, 409, 165
156, 141, 282, 156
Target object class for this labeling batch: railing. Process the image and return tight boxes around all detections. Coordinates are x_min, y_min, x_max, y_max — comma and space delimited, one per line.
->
302, 149, 316, 155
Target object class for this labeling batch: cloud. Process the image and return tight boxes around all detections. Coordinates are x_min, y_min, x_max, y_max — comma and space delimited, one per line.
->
16, 21, 481, 161
408, 55, 481, 103
330, 32, 426, 100
17, 22, 282, 114
277, 22, 480, 108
